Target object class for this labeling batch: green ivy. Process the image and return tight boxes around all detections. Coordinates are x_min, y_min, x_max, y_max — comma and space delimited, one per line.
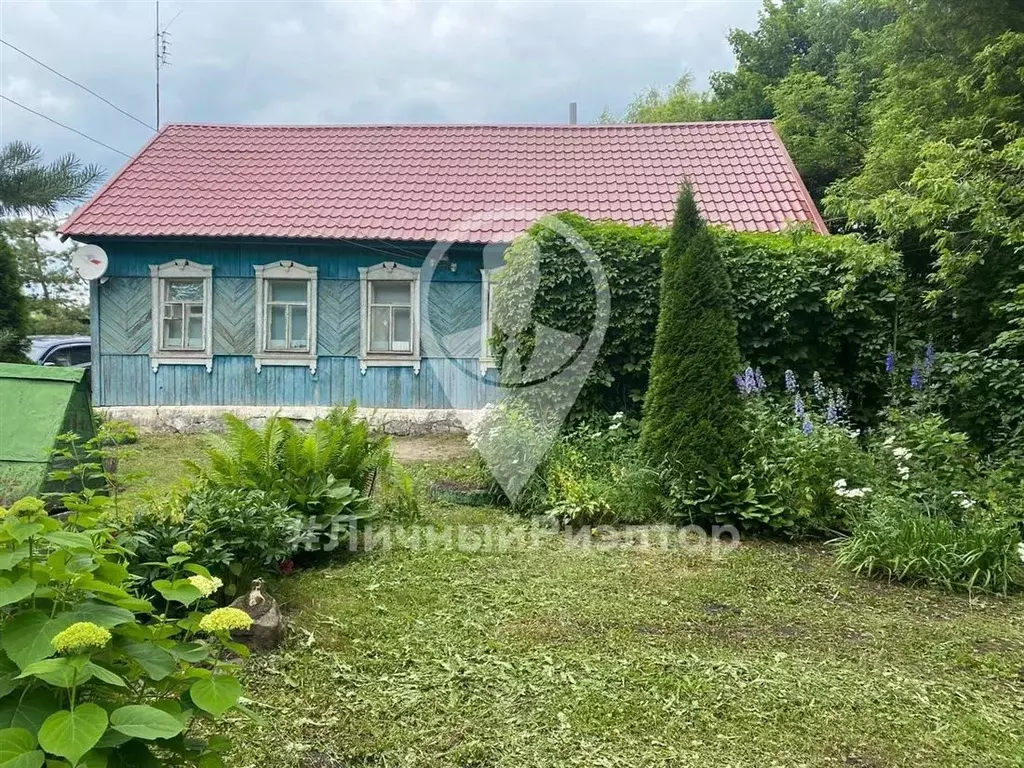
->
494, 213, 899, 424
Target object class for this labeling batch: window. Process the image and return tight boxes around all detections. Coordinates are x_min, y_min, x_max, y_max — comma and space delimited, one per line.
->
479, 267, 503, 373
254, 261, 318, 373
45, 344, 91, 367
150, 260, 213, 372
359, 261, 420, 374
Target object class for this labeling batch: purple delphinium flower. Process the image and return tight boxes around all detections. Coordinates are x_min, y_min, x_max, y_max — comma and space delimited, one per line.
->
825, 397, 839, 424
802, 416, 814, 436
924, 342, 936, 369
754, 368, 767, 393
734, 373, 747, 394
812, 371, 827, 402
794, 394, 806, 418
784, 369, 798, 393
910, 365, 924, 390
885, 351, 895, 374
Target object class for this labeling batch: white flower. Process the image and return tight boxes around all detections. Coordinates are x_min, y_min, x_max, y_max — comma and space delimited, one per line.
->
608, 423, 621, 431
848, 429, 861, 439
883, 436, 895, 447
958, 497, 975, 510
1018, 543, 1024, 563
896, 464, 910, 480
833, 479, 848, 490
892, 447, 913, 460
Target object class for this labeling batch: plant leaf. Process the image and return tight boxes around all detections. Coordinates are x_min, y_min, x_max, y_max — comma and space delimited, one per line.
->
0, 576, 36, 608
119, 642, 175, 682
189, 675, 242, 717
37, 704, 108, 765
110, 705, 184, 741
0, 690, 60, 733
152, 579, 203, 607
1, 611, 72, 669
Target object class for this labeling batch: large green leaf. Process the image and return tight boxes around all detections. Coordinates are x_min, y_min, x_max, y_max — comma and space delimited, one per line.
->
119, 642, 175, 682
109, 705, 184, 741
0, 547, 29, 571
4, 521, 43, 544
169, 643, 208, 663
41, 531, 95, 551
37, 704, 108, 765
1, 611, 73, 669
151, 580, 203, 607
83, 663, 127, 688
189, 675, 241, 717
16, 658, 79, 689
0, 690, 60, 733
0, 727, 43, 768
0, 576, 36, 608
0, 653, 19, 698
65, 602, 134, 629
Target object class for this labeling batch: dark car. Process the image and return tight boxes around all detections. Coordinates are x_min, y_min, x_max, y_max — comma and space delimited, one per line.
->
28, 335, 92, 369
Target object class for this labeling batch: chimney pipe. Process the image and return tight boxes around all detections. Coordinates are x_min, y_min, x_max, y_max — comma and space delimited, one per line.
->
568, 101, 578, 125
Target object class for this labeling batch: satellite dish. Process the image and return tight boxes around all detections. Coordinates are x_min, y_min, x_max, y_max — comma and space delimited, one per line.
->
71, 244, 108, 280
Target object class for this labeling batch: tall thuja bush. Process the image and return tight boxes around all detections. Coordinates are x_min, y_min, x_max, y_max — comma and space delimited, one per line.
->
640, 186, 743, 476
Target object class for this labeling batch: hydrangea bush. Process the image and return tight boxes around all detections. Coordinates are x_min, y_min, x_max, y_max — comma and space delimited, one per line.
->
0, 496, 252, 766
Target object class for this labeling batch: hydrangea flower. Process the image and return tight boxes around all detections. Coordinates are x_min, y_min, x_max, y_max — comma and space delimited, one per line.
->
51, 622, 111, 654
784, 369, 798, 393
198, 607, 254, 633
188, 575, 224, 598
172, 541, 192, 555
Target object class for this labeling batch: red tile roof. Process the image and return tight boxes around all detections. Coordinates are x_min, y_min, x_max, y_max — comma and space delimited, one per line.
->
61, 122, 826, 243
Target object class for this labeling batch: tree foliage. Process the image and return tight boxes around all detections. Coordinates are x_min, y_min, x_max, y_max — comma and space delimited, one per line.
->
640, 187, 744, 476
0, 236, 30, 362
0, 141, 103, 216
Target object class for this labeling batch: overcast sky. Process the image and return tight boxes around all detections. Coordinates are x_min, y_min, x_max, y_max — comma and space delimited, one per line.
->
0, 0, 760, 186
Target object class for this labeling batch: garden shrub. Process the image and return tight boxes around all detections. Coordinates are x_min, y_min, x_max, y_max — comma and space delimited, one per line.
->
640, 186, 744, 478
669, 369, 876, 536
835, 409, 1024, 593
493, 210, 897, 424
0, 496, 251, 766
123, 486, 309, 601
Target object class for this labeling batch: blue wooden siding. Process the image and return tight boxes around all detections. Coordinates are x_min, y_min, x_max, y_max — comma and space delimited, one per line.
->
89, 237, 499, 409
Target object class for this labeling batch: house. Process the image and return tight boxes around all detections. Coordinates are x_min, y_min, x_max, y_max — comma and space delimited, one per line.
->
59, 121, 825, 433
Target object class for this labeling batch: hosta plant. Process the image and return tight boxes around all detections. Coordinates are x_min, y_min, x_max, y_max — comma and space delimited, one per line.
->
0, 496, 254, 767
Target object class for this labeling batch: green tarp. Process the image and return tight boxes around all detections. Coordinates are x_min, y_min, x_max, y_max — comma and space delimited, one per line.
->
0, 363, 96, 505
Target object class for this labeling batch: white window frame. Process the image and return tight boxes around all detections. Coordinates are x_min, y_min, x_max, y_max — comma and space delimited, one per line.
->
359, 261, 420, 374
150, 260, 213, 372
254, 261, 318, 374
479, 267, 504, 374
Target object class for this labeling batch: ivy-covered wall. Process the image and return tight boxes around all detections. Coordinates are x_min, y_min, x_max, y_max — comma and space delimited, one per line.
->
496, 213, 900, 423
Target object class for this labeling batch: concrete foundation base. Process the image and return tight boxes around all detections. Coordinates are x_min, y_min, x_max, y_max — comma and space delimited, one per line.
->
98, 405, 483, 436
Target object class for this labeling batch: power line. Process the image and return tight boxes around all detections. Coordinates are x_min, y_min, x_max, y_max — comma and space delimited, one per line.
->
0, 93, 132, 158
0, 39, 156, 131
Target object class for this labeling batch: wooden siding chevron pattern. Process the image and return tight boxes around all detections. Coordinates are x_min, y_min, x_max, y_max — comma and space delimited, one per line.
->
318, 280, 359, 356
99, 278, 151, 354
212, 278, 256, 355
423, 282, 482, 358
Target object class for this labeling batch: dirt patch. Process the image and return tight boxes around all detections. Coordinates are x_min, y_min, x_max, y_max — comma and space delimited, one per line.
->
392, 435, 472, 463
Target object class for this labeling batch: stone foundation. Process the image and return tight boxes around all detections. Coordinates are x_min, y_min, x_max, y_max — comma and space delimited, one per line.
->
98, 405, 483, 436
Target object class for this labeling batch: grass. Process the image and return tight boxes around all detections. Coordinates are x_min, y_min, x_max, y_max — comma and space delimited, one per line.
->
122, 436, 1024, 767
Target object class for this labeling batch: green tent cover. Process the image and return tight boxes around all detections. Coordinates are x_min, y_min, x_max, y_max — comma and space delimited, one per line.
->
0, 363, 96, 505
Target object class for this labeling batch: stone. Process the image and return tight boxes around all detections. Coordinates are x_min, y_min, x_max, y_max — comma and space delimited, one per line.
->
228, 579, 287, 652
100, 405, 481, 436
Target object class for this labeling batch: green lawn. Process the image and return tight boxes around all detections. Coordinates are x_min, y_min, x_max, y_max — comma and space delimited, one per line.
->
123, 436, 1024, 767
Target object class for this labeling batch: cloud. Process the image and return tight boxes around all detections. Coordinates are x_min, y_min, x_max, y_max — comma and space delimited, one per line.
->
0, 0, 758, 188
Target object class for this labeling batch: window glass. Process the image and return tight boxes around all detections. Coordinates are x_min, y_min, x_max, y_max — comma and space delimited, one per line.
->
65, 345, 91, 366
369, 306, 391, 351
268, 305, 288, 349
163, 316, 183, 348
372, 281, 410, 305
291, 306, 309, 349
270, 280, 307, 303
167, 279, 203, 302
393, 307, 412, 351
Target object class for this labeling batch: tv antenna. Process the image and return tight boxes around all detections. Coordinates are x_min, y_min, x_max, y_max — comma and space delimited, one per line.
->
154, 1, 182, 128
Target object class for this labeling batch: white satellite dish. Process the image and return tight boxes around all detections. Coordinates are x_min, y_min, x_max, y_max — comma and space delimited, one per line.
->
71, 244, 109, 280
